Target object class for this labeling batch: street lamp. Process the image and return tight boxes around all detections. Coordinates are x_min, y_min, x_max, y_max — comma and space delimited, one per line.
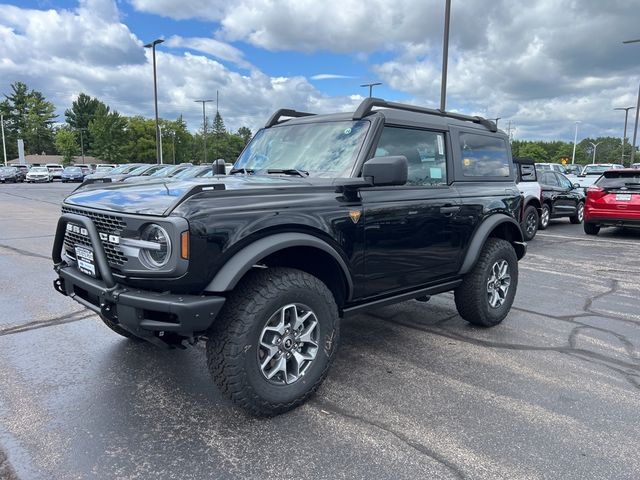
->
623, 39, 640, 163
440, 0, 452, 111
589, 141, 602, 164
571, 121, 581, 164
360, 82, 382, 97
614, 107, 634, 165
1, 113, 7, 166
144, 38, 164, 164
78, 127, 87, 165
195, 99, 213, 163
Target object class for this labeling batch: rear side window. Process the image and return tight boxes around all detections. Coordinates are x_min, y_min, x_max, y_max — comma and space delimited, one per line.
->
540, 172, 559, 187
519, 164, 537, 182
596, 171, 640, 188
459, 133, 510, 177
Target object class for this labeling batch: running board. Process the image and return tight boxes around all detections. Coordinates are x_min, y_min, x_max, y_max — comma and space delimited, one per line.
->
341, 279, 462, 318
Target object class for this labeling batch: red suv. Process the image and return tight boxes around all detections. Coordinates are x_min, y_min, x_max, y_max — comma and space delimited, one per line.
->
583, 169, 640, 235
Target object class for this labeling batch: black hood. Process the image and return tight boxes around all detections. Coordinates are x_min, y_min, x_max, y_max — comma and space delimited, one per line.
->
63, 175, 331, 215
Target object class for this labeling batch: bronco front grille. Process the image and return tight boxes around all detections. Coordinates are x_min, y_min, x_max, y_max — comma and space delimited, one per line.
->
61, 206, 128, 267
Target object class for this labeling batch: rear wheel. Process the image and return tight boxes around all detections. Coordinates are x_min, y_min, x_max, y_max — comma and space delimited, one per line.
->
570, 202, 584, 224
521, 205, 539, 241
538, 204, 551, 230
584, 222, 600, 235
207, 267, 340, 416
455, 238, 518, 327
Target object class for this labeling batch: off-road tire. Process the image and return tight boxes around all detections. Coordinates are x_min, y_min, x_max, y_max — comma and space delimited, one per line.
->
521, 205, 539, 241
570, 202, 584, 224
206, 267, 340, 417
583, 222, 600, 235
454, 238, 518, 327
99, 314, 142, 340
538, 203, 551, 230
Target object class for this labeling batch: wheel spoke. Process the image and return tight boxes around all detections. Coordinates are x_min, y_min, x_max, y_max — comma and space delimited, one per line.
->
259, 342, 279, 370
298, 319, 318, 346
266, 355, 287, 380
292, 310, 312, 332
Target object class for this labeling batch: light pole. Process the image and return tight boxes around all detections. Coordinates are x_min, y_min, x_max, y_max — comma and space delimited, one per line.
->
589, 141, 602, 164
440, 0, 452, 111
195, 99, 213, 163
571, 121, 581, 164
144, 38, 164, 164
1, 114, 7, 166
623, 39, 640, 163
614, 107, 634, 165
158, 125, 164, 164
78, 127, 86, 165
360, 82, 382, 97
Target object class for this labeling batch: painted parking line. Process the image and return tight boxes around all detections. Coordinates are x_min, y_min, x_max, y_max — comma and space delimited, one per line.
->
535, 232, 640, 247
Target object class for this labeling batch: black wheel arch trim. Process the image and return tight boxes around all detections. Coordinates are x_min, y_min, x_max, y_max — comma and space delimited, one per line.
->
459, 214, 525, 275
204, 232, 354, 299
524, 196, 542, 212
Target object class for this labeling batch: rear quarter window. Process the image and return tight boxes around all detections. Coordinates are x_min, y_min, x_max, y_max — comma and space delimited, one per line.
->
519, 164, 537, 182
459, 133, 510, 178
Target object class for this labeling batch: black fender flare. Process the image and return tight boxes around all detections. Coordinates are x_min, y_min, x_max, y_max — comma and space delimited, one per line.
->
459, 214, 526, 275
204, 232, 354, 298
523, 195, 542, 212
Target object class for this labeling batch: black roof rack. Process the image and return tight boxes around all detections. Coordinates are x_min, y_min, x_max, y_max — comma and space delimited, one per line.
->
352, 97, 498, 132
265, 109, 315, 128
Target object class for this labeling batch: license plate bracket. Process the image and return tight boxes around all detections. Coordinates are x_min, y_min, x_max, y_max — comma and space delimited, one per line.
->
75, 245, 97, 278
616, 193, 632, 201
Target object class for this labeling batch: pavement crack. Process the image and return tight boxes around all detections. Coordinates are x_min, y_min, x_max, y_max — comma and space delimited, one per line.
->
0, 310, 94, 337
0, 242, 50, 260
312, 399, 467, 479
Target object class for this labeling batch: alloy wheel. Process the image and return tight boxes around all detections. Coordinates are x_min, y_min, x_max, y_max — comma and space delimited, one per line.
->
486, 260, 511, 309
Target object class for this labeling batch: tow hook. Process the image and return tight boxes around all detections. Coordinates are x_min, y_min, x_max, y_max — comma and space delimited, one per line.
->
100, 301, 117, 321
53, 278, 67, 296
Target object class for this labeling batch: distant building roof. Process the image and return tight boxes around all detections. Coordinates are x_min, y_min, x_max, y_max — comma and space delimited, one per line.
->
8, 154, 99, 165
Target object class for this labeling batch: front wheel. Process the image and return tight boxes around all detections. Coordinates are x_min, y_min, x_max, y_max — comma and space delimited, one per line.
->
570, 202, 584, 224
207, 267, 340, 416
455, 238, 518, 327
521, 205, 539, 241
538, 204, 551, 230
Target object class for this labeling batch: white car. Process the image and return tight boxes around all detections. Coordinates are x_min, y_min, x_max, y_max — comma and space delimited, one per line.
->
26, 166, 52, 183
46, 163, 64, 180
574, 164, 622, 191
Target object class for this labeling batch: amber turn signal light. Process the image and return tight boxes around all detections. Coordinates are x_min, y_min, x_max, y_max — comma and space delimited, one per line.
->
180, 231, 189, 259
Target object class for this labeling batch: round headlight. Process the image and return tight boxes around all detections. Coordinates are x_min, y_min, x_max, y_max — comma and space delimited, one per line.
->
140, 224, 172, 268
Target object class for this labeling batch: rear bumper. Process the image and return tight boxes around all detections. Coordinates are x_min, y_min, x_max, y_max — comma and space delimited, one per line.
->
52, 212, 225, 341
585, 207, 640, 228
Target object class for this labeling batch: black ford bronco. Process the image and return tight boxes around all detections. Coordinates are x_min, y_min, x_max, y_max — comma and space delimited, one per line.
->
52, 98, 526, 416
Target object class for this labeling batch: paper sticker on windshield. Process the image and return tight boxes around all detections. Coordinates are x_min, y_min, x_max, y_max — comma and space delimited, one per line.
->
437, 135, 444, 155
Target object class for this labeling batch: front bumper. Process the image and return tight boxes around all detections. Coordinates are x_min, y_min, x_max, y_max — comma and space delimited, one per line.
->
27, 176, 49, 182
52, 213, 225, 342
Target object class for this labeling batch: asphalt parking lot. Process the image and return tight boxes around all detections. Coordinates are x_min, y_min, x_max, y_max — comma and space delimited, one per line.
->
1, 182, 639, 480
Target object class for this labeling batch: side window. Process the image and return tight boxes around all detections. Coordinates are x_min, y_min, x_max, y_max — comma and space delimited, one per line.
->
374, 127, 447, 186
520, 164, 536, 181
459, 133, 510, 177
557, 173, 572, 189
541, 172, 558, 187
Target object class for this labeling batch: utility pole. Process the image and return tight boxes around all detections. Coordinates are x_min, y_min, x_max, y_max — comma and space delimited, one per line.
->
1, 114, 7, 166
589, 141, 602, 164
440, 0, 452, 111
144, 38, 164, 164
571, 121, 581, 164
172, 131, 176, 165
360, 82, 382, 97
79, 128, 86, 165
614, 107, 634, 165
195, 99, 213, 164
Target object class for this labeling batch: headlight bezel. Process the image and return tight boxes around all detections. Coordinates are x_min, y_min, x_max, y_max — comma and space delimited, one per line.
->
138, 223, 172, 269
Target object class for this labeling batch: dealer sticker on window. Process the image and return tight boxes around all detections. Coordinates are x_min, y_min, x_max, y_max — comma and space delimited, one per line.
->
75, 245, 96, 278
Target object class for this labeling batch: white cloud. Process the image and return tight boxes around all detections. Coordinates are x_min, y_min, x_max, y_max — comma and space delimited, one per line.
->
165, 35, 252, 69
310, 74, 356, 80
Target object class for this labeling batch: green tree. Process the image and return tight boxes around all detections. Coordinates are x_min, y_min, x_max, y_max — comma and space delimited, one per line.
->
237, 126, 252, 145
212, 111, 226, 136
124, 116, 156, 162
89, 104, 127, 163
65, 93, 105, 153
516, 142, 548, 163
2, 82, 57, 157
54, 127, 78, 165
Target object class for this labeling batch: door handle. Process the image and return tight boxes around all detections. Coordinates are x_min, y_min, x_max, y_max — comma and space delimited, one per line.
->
440, 206, 460, 215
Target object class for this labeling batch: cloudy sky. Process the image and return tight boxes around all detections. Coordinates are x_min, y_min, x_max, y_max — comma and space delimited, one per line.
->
1, 0, 639, 141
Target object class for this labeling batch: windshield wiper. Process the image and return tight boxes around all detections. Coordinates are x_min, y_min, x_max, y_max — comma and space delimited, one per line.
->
266, 169, 309, 177
229, 168, 254, 175
624, 182, 640, 188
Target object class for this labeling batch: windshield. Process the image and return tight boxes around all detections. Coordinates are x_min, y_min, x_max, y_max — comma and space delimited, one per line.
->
583, 165, 613, 174
95, 166, 112, 173
234, 120, 371, 178
64, 167, 81, 173
174, 166, 210, 179
31, 167, 48, 172
128, 165, 151, 176
596, 171, 640, 188
151, 166, 172, 177
0, 167, 16, 173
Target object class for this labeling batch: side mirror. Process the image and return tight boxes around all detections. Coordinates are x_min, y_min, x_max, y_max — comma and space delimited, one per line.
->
362, 156, 408, 187
214, 158, 226, 175
573, 183, 580, 189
